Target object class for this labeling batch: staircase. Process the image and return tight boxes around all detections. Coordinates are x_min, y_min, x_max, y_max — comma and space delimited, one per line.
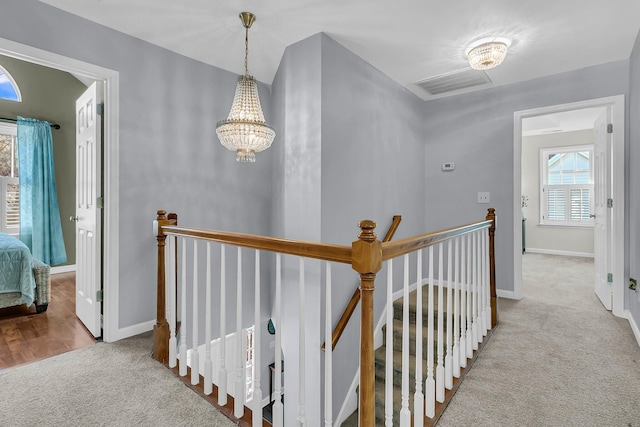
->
342, 285, 467, 426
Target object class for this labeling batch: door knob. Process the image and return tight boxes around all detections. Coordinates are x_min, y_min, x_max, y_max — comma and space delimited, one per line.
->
70, 215, 79, 222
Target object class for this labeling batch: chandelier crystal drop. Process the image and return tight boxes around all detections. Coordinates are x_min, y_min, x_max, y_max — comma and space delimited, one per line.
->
466, 40, 509, 71
216, 12, 275, 163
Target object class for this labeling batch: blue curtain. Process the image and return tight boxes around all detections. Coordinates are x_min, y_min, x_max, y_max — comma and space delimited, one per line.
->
17, 117, 67, 265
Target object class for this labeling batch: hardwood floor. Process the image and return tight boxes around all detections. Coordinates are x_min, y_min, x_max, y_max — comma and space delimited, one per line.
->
0, 272, 96, 370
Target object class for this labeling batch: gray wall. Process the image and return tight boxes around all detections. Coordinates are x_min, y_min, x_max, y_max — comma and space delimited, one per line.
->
421, 60, 629, 294
629, 30, 640, 331
0, 1, 274, 329
270, 33, 324, 423
522, 130, 595, 255
0, 54, 87, 266
319, 34, 426, 417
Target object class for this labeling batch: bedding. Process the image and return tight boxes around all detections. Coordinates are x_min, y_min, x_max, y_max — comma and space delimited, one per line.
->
0, 232, 35, 306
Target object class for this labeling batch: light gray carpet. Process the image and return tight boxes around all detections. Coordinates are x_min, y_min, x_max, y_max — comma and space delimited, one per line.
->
0, 332, 236, 426
437, 253, 640, 427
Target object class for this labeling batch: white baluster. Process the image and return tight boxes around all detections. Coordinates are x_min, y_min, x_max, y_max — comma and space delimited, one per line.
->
445, 241, 453, 390
324, 263, 333, 427
452, 237, 460, 378
218, 244, 228, 406
273, 253, 284, 426
472, 232, 479, 350
168, 235, 177, 368
436, 243, 445, 403
234, 247, 244, 418
425, 246, 435, 418
191, 240, 200, 385
414, 250, 424, 427
465, 234, 473, 360
484, 230, 492, 332
480, 231, 488, 337
400, 254, 411, 426
459, 235, 467, 368
385, 260, 394, 426
204, 242, 213, 395
298, 258, 307, 426
179, 237, 188, 377
253, 251, 263, 426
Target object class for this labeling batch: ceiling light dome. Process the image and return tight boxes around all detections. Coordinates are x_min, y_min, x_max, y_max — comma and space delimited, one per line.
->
466, 38, 511, 70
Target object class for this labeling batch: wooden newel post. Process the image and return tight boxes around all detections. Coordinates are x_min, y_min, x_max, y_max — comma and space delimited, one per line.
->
486, 208, 497, 329
352, 220, 382, 427
153, 209, 175, 363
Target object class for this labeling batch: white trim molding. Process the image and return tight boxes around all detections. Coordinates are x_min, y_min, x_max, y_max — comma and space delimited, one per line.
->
51, 264, 77, 274
496, 289, 522, 300
0, 37, 121, 342
514, 95, 625, 317
524, 248, 594, 258
629, 312, 640, 348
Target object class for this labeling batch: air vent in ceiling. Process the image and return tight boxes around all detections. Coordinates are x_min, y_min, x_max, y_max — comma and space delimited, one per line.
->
414, 68, 492, 95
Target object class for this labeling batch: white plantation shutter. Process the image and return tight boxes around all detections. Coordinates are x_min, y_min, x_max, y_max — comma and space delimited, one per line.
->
570, 188, 590, 221
1, 178, 19, 235
545, 187, 565, 220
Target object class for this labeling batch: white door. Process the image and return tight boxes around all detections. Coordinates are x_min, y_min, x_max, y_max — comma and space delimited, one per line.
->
593, 109, 612, 310
75, 81, 103, 337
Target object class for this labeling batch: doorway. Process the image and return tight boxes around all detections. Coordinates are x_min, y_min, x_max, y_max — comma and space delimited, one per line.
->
513, 95, 625, 317
0, 36, 121, 341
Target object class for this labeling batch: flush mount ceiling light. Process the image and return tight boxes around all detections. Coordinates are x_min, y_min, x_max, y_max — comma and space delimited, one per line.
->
466, 37, 511, 71
216, 12, 275, 163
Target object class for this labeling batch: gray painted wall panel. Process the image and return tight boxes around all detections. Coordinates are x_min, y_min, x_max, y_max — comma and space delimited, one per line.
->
320, 33, 426, 421
422, 60, 629, 293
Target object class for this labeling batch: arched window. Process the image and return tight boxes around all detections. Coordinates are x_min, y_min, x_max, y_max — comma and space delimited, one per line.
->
0, 65, 21, 102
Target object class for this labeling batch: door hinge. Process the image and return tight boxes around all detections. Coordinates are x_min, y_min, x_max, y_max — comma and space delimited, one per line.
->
96, 289, 103, 302
97, 103, 104, 116
607, 273, 613, 283
607, 123, 613, 134
97, 196, 104, 209
607, 198, 613, 208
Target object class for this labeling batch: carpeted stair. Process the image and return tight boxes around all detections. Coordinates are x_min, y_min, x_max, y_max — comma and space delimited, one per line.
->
342, 286, 451, 426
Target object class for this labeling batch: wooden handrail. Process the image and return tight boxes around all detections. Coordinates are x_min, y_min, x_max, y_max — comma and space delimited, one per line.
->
161, 225, 352, 264
381, 219, 493, 261
322, 215, 402, 351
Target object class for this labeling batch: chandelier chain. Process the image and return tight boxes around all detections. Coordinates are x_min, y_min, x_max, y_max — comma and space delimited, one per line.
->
244, 26, 249, 76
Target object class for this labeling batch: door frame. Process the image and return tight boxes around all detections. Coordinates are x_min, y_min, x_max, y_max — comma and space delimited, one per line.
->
0, 37, 122, 341
513, 95, 625, 317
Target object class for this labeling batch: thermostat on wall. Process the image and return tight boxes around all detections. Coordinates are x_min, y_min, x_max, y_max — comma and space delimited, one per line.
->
442, 162, 455, 171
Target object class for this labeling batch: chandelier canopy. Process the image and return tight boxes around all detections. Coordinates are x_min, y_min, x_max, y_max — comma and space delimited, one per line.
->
216, 12, 275, 163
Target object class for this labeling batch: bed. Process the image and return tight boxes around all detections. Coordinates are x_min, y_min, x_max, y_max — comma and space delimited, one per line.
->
0, 232, 50, 313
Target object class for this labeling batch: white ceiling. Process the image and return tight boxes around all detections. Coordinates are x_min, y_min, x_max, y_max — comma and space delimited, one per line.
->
522, 108, 604, 137
39, 0, 640, 101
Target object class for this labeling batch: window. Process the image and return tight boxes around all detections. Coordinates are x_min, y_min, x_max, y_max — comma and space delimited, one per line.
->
540, 145, 593, 227
0, 65, 21, 102
0, 123, 19, 236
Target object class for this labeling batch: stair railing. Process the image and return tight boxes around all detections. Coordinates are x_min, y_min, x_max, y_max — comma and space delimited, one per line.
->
152, 208, 496, 427
322, 215, 402, 351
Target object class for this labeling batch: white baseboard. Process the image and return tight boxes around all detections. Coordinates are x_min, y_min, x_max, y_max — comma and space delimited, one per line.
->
108, 319, 155, 342
496, 289, 522, 300
51, 264, 77, 274
525, 248, 594, 258
629, 311, 640, 348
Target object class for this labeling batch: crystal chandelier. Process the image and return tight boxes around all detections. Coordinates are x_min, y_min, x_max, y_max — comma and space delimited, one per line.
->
216, 12, 275, 163
466, 38, 510, 71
